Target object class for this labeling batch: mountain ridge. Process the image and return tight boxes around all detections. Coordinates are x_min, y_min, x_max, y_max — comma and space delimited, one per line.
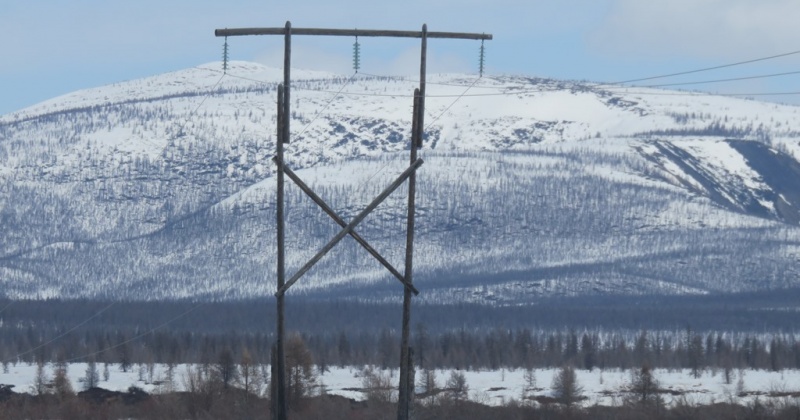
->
1, 61, 799, 302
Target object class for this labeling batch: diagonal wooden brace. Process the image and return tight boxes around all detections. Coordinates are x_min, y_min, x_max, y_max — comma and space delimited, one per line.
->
273, 157, 419, 295
275, 158, 424, 297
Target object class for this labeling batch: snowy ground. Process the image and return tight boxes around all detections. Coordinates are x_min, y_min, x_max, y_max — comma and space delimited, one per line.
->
1, 363, 798, 408
323, 366, 800, 407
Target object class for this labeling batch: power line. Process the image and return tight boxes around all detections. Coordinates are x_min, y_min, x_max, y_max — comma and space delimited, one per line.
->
637, 69, 800, 88
425, 76, 482, 130
605, 48, 800, 85
214, 70, 278, 88
126, 70, 227, 151
208, 43, 800, 102
3, 302, 116, 364
614, 88, 800, 98
64, 302, 206, 363
170, 73, 227, 136
293, 81, 800, 99
209, 53, 800, 106
357, 71, 510, 89
360, 77, 482, 186
214, 68, 800, 113
0, 301, 13, 316
235, 44, 800, 96
220, 66, 800, 99
285, 84, 556, 97
720, 90, 800, 97
230, 67, 684, 94
296, 72, 358, 138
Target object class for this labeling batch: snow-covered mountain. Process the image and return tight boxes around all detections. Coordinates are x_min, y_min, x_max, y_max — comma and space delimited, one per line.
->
1, 61, 799, 302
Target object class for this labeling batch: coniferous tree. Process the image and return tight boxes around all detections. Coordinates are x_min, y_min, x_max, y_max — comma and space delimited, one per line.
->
216, 347, 237, 389
83, 359, 99, 390
552, 365, 583, 407
33, 360, 48, 395
628, 364, 661, 407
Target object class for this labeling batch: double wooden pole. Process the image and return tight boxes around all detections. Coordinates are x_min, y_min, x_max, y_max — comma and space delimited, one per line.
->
215, 22, 490, 420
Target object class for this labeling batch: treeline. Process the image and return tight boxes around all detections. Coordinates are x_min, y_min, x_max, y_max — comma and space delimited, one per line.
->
411, 328, 800, 372
1, 297, 800, 373
312, 327, 800, 373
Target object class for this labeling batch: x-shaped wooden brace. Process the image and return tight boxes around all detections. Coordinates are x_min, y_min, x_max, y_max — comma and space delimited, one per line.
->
273, 156, 423, 297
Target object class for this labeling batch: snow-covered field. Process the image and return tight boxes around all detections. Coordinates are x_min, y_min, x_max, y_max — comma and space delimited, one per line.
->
2, 363, 798, 408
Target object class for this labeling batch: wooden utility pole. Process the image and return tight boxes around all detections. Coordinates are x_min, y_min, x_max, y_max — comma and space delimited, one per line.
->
398, 24, 427, 416
215, 22, 491, 420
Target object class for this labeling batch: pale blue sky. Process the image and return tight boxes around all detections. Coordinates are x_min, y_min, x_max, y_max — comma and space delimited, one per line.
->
3, 0, 800, 114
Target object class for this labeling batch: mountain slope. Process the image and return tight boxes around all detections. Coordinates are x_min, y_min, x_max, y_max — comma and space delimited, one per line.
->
0, 61, 799, 302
